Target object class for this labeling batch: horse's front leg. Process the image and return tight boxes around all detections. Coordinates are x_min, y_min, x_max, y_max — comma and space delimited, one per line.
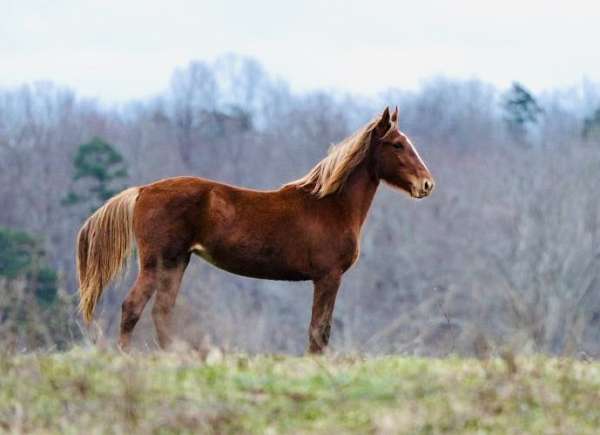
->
308, 272, 342, 354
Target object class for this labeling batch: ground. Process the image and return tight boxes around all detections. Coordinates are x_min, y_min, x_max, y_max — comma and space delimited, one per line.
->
1, 348, 599, 434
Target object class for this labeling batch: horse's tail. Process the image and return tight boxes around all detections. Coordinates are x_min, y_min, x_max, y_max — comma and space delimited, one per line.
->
77, 187, 140, 324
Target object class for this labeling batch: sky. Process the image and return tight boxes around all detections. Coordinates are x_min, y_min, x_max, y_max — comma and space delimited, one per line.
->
2, 0, 599, 101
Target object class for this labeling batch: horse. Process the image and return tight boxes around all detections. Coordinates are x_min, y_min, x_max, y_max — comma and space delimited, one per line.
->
76, 107, 434, 353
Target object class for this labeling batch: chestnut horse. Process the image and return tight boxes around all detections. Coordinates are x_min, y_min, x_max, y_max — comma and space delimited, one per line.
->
77, 107, 434, 353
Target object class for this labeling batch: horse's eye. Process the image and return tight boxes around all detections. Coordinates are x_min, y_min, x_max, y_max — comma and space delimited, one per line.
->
393, 142, 403, 150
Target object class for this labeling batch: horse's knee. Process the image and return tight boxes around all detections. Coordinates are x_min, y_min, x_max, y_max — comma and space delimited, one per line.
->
152, 299, 171, 320
121, 300, 141, 332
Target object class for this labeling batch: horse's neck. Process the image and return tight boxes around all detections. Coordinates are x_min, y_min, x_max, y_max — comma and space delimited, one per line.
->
338, 161, 379, 230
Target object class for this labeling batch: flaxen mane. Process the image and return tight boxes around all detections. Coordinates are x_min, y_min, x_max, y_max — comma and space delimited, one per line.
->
287, 113, 392, 197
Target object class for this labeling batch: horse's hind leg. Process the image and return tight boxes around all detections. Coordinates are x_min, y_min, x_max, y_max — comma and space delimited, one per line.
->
152, 254, 190, 349
119, 264, 158, 350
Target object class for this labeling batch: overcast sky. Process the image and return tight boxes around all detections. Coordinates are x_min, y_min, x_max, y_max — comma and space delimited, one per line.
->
2, 0, 599, 101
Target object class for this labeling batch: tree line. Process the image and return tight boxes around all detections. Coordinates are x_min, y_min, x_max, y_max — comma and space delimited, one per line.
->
0, 54, 599, 354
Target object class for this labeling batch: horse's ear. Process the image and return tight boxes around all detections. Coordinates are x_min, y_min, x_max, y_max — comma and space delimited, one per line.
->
375, 107, 391, 135
391, 106, 399, 125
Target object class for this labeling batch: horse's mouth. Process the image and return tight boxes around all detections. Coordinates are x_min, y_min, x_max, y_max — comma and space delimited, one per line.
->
410, 187, 432, 199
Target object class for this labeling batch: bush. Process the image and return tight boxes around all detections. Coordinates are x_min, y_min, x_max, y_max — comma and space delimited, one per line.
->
0, 226, 79, 350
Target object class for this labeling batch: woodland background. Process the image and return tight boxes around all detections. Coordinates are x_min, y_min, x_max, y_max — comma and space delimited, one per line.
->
1, 54, 600, 356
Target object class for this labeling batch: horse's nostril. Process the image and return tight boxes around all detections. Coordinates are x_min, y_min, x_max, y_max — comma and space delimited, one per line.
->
424, 179, 433, 192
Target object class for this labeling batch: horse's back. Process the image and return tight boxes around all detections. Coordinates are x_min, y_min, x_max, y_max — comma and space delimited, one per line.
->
131, 175, 355, 281
131, 176, 300, 273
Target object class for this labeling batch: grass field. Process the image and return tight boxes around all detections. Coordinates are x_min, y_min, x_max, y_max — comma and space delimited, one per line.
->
1, 348, 599, 434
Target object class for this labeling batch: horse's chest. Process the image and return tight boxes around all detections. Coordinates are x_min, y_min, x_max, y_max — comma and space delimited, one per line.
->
333, 234, 360, 271
304, 229, 359, 273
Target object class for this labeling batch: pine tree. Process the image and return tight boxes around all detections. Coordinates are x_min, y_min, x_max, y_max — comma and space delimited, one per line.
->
583, 107, 600, 141
63, 137, 128, 210
502, 82, 543, 143
0, 226, 58, 306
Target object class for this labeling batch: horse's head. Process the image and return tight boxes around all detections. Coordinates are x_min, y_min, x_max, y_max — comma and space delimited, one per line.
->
371, 107, 434, 199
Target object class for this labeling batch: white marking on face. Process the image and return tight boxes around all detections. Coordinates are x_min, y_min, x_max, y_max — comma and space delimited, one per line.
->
400, 130, 430, 173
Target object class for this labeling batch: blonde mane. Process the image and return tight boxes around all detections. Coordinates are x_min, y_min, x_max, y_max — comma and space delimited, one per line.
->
287, 114, 389, 198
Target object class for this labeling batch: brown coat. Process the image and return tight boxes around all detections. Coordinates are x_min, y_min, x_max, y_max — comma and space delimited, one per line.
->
77, 107, 434, 353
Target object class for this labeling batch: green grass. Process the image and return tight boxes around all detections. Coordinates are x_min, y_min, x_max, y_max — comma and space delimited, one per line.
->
1, 348, 599, 434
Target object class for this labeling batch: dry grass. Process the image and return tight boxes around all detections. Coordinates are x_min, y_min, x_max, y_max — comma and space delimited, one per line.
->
0, 348, 599, 434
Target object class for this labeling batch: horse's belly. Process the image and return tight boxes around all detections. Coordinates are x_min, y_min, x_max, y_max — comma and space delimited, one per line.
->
191, 242, 311, 281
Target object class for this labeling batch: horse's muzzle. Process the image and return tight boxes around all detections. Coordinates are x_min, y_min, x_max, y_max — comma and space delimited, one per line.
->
412, 178, 435, 198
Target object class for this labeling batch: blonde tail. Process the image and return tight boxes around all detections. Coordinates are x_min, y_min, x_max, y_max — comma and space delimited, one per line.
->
76, 187, 140, 323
